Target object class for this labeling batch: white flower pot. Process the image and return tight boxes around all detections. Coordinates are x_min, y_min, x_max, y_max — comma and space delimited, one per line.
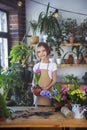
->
56, 58, 61, 64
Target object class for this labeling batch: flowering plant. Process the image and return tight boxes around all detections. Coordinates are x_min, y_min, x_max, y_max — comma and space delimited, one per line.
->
40, 80, 87, 105
67, 79, 86, 104
33, 69, 87, 105
34, 68, 41, 86
40, 83, 69, 101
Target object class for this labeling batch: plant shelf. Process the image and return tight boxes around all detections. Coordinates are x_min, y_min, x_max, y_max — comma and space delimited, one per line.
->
60, 43, 87, 46
57, 64, 87, 67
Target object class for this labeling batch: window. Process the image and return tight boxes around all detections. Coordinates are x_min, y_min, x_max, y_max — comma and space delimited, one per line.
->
0, 10, 8, 69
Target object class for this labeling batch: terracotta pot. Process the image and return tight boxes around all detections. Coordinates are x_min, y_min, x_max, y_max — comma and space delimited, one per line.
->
75, 59, 82, 64
30, 36, 39, 44
63, 59, 68, 64
69, 36, 75, 43
33, 87, 42, 96
84, 57, 87, 63
67, 54, 74, 64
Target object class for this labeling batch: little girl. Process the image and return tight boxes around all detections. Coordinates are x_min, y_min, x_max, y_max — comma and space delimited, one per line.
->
31, 42, 57, 106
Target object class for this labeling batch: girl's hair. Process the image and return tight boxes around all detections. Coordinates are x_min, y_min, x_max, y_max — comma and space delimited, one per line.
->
37, 42, 50, 55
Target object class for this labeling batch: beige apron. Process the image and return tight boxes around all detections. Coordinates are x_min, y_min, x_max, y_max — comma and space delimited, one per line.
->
37, 64, 52, 106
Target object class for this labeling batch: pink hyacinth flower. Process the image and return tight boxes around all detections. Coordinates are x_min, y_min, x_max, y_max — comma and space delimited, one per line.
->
36, 68, 41, 75
61, 86, 68, 94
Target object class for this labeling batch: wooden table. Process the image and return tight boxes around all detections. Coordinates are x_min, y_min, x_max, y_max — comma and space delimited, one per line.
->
0, 107, 87, 128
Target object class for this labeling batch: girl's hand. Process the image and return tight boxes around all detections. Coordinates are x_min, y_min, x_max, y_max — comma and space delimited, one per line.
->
31, 86, 36, 93
42, 86, 50, 90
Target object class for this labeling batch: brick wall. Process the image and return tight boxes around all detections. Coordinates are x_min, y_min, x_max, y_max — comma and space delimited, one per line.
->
0, 0, 26, 49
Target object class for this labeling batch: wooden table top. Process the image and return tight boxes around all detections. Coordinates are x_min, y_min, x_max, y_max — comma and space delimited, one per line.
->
0, 107, 87, 128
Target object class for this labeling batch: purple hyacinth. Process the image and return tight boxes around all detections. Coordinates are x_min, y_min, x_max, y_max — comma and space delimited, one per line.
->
45, 90, 52, 99
40, 90, 52, 99
40, 90, 46, 96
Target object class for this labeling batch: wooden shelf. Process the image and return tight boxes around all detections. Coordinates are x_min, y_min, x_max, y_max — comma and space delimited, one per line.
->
57, 64, 87, 67
60, 43, 87, 46
27, 63, 87, 67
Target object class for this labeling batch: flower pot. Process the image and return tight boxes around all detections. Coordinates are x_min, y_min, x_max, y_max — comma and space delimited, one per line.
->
56, 58, 62, 64
84, 57, 87, 63
69, 36, 75, 43
33, 87, 42, 96
67, 54, 74, 64
30, 36, 39, 44
75, 59, 82, 64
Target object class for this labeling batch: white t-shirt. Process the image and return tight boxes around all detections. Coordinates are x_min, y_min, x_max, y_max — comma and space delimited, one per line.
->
32, 62, 57, 86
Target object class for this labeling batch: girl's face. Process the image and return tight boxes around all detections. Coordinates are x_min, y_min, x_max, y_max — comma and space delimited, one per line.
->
37, 46, 48, 61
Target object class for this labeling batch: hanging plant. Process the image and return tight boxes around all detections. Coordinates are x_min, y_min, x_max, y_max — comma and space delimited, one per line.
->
9, 42, 32, 65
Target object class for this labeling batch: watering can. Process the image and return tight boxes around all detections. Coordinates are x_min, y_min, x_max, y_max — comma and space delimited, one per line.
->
72, 104, 86, 118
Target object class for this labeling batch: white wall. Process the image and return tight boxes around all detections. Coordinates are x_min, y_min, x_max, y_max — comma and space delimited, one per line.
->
25, 0, 87, 83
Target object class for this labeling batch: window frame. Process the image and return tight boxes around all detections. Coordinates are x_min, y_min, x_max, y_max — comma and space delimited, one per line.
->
0, 9, 9, 68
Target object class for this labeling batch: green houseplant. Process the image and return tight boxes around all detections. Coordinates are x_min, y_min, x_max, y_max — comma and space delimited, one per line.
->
9, 41, 32, 65
0, 65, 24, 100
77, 19, 87, 42
0, 64, 33, 106
72, 46, 85, 64
38, 2, 61, 42
55, 44, 64, 64
30, 20, 38, 36
62, 18, 77, 43
82, 72, 87, 84
64, 74, 77, 84
0, 93, 10, 120
29, 20, 39, 44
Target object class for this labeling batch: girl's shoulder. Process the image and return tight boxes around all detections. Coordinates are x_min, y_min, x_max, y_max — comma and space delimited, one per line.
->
49, 62, 57, 70
34, 62, 40, 67
49, 62, 57, 66
33, 62, 40, 71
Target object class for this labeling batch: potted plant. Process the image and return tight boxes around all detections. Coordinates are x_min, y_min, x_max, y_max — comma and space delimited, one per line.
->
0, 65, 24, 99
63, 18, 77, 43
72, 46, 85, 64
84, 51, 87, 63
77, 19, 87, 42
64, 74, 77, 84
38, 2, 61, 42
0, 93, 10, 120
0, 64, 33, 106
9, 41, 32, 65
29, 20, 39, 44
55, 44, 64, 64
82, 72, 87, 84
